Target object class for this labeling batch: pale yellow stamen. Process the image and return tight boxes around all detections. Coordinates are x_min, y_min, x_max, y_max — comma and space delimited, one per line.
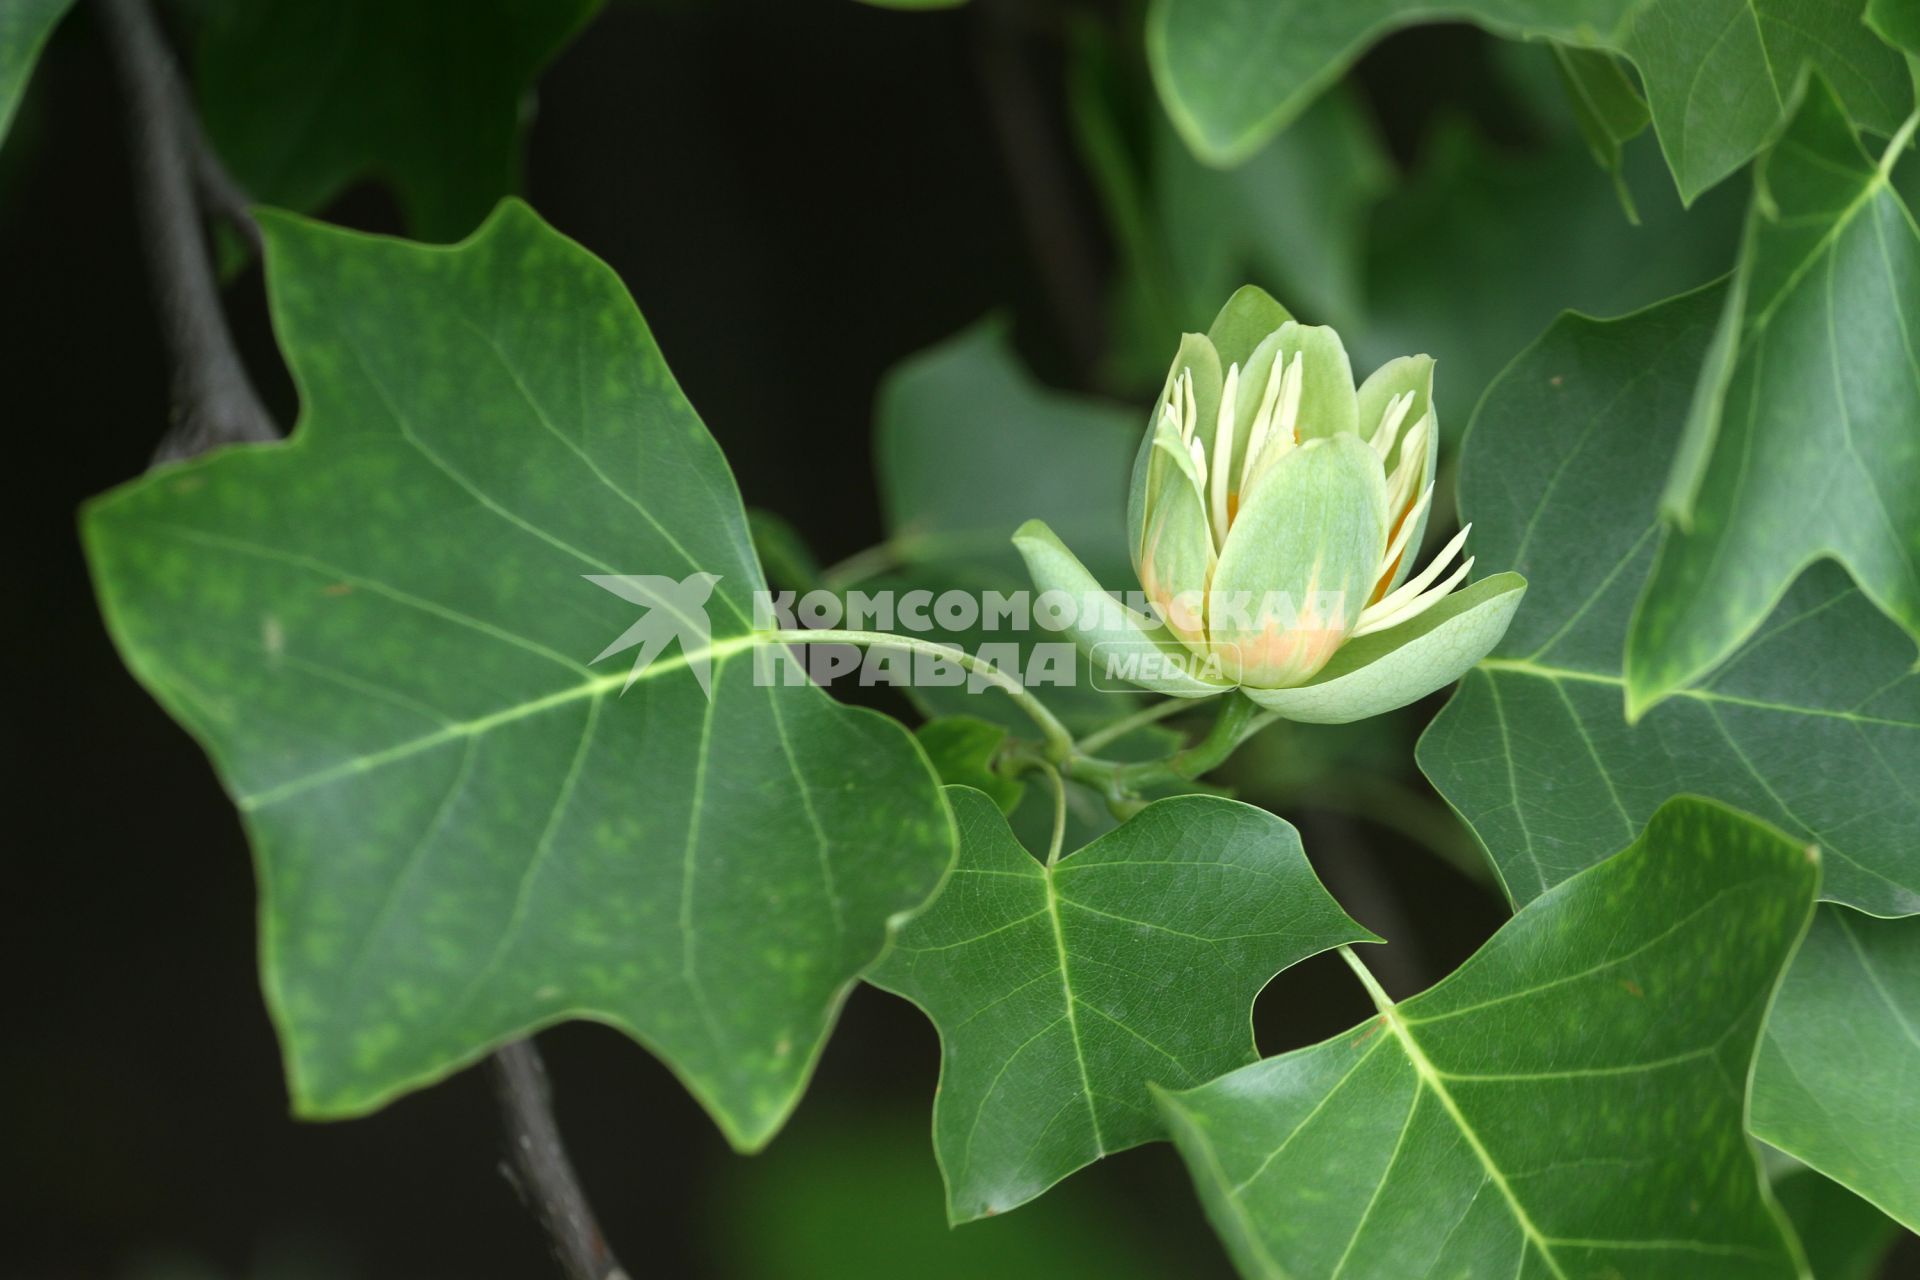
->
1372, 390, 1414, 461
1354, 523, 1473, 636
1210, 362, 1240, 546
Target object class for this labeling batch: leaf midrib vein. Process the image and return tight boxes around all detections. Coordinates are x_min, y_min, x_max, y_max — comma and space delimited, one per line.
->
1343, 953, 1570, 1280
1044, 863, 1107, 1153
1478, 658, 1920, 728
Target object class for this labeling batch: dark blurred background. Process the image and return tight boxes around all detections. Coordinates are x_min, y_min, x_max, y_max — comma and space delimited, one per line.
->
4, 1, 1905, 1276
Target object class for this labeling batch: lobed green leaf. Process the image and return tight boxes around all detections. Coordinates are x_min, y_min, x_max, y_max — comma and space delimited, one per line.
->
1421, 282, 1920, 916
1158, 798, 1817, 1279
0, 0, 69, 149
1147, 0, 1912, 203
870, 788, 1370, 1222
81, 200, 955, 1148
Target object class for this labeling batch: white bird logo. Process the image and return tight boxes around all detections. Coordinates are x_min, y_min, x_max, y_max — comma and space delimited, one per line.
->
585, 572, 724, 697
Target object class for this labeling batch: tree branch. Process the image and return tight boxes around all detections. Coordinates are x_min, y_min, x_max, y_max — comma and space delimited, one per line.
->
94, 8, 624, 1277
94, 0, 275, 462
490, 1039, 632, 1280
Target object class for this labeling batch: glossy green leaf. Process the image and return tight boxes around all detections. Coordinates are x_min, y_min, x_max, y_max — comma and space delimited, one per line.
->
1552, 44, 1651, 219
1157, 797, 1817, 1279
80, 201, 955, 1148
747, 507, 823, 593
878, 319, 1137, 581
1147, 0, 1911, 202
869, 788, 1371, 1222
1420, 283, 1920, 915
1070, 28, 1392, 387
1772, 1166, 1905, 1280
0, 0, 69, 148
864, 321, 1160, 732
1752, 905, 1920, 1231
917, 716, 1027, 814
1870, 0, 1920, 58
195, 0, 601, 241
1354, 115, 1744, 426
1628, 79, 1920, 714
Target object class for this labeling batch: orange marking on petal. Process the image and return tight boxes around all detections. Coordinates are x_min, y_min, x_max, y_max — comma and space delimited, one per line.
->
1371, 494, 1418, 604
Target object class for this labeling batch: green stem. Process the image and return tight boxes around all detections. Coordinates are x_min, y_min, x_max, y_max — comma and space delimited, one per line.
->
1339, 944, 1394, 1009
1036, 760, 1068, 866
1074, 695, 1203, 754
1062, 693, 1269, 796
818, 541, 905, 591
1878, 108, 1920, 181
1168, 693, 1266, 777
766, 628, 1076, 761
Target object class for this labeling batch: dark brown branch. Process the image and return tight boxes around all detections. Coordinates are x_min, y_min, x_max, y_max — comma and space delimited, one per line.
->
94, 9, 623, 1277
490, 1039, 631, 1280
171, 67, 263, 258
93, 0, 276, 462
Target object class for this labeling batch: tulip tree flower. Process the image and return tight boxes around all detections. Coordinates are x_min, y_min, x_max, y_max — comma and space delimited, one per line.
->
1015, 287, 1526, 724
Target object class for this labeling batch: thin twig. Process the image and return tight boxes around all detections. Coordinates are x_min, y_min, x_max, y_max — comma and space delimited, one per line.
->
170, 70, 263, 257
95, 8, 623, 1277
490, 1040, 632, 1280
94, 0, 276, 462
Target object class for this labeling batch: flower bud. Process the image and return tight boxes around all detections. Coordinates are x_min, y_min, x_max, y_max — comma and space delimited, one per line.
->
1017, 287, 1526, 723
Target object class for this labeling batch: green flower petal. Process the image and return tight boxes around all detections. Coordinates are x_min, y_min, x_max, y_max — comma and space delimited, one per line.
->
1209, 434, 1388, 687
1014, 519, 1232, 697
1357, 354, 1435, 473
1279, 323, 1359, 441
1130, 332, 1222, 571
1205, 284, 1293, 370
1241, 572, 1526, 722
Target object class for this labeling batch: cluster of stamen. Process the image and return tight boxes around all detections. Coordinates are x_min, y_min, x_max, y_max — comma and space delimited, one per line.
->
1353, 391, 1471, 637
1152, 356, 1476, 639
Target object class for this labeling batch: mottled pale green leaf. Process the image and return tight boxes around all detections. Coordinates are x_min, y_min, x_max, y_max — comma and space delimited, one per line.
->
80, 201, 954, 1148
869, 788, 1370, 1222
1753, 906, 1920, 1231
0, 0, 69, 148
196, 0, 600, 241
1628, 80, 1920, 713
1419, 283, 1920, 915
1148, 0, 1911, 202
1158, 797, 1816, 1279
